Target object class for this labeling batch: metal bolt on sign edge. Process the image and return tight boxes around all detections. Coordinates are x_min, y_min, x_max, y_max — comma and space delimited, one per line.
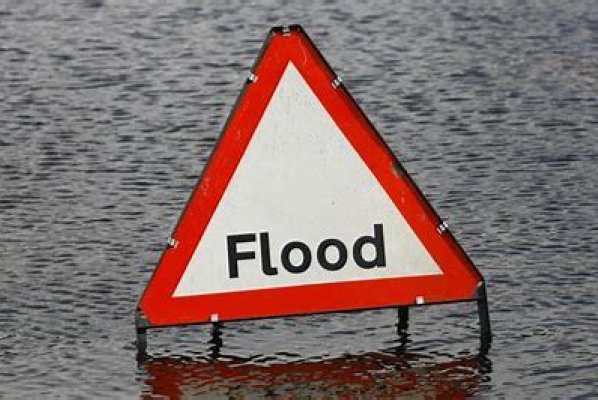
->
437, 221, 449, 234
332, 76, 343, 89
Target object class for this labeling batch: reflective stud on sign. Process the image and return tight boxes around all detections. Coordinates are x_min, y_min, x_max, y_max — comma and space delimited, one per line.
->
137, 25, 487, 335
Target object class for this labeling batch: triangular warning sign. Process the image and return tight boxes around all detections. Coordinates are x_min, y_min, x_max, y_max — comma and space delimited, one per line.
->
138, 26, 484, 327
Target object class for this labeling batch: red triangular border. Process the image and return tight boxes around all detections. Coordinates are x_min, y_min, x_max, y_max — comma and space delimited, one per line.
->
138, 26, 483, 327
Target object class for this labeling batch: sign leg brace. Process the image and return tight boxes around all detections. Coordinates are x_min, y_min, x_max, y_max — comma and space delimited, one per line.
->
477, 283, 492, 354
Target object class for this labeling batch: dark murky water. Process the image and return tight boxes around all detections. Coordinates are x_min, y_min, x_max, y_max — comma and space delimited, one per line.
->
2, 0, 598, 398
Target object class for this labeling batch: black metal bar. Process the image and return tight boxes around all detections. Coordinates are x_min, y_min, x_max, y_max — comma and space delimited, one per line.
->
396, 306, 410, 352
397, 307, 409, 333
209, 322, 223, 360
135, 309, 149, 359
477, 282, 492, 355
136, 327, 147, 358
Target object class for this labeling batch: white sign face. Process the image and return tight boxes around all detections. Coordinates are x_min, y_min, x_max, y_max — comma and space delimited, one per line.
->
173, 63, 442, 297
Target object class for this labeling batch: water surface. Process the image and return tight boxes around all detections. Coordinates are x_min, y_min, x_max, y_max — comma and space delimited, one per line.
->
1, 0, 597, 398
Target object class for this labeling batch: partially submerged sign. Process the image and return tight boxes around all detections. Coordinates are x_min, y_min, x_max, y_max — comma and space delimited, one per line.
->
136, 25, 490, 352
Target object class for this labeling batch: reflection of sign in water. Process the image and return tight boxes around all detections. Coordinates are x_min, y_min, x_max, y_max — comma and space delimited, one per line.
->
135, 25, 491, 353
141, 352, 489, 399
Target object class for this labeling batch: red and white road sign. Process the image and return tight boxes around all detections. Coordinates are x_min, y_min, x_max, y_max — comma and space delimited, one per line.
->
138, 26, 483, 327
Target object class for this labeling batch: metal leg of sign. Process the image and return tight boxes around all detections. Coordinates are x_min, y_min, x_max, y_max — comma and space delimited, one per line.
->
209, 322, 223, 360
135, 309, 149, 359
477, 282, 492, 355
396, 307, 410, 351
397, 307, 409, 333
136, 327, 147, 359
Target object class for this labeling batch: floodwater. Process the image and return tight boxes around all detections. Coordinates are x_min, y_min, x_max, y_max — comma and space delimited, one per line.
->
1, 0, 597, 398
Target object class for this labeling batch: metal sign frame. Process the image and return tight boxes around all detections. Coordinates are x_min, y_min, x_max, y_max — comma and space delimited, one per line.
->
135, 25, 491, 356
